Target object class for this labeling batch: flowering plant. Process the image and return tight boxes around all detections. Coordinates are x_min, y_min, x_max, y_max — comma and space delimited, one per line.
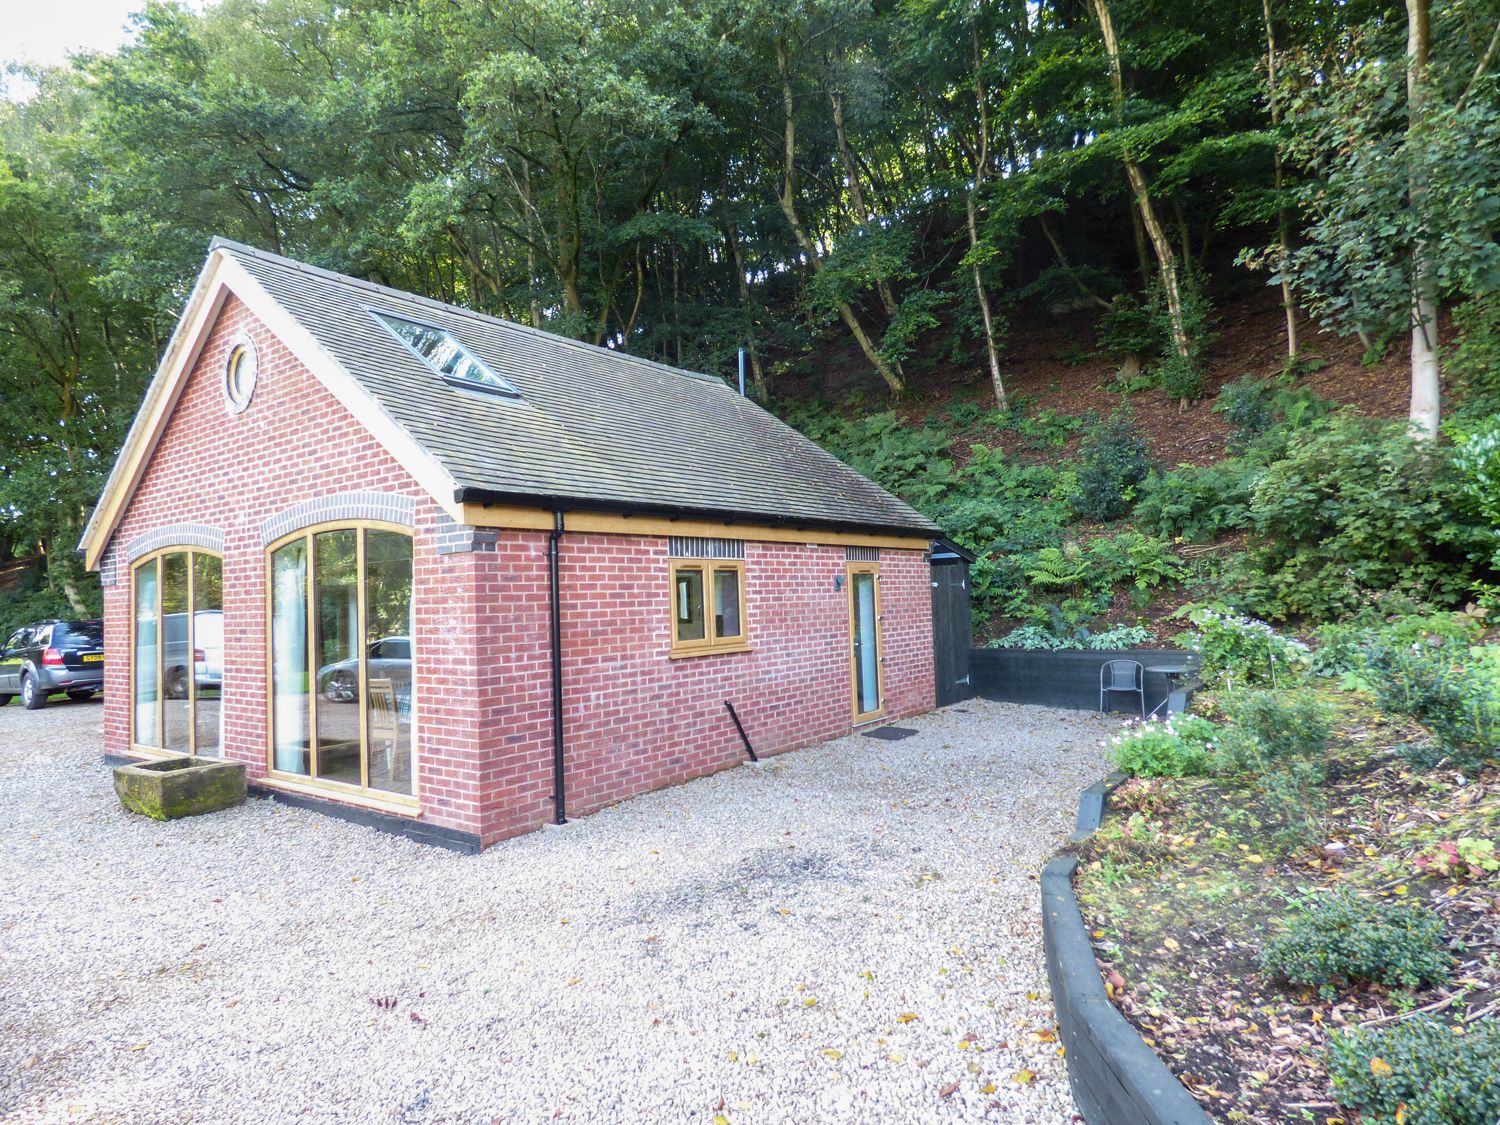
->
1106, 714, 1218, 778
1177, 606, 1310, 688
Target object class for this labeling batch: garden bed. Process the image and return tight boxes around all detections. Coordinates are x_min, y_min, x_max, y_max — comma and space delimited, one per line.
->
1074, 691, 1500, 1123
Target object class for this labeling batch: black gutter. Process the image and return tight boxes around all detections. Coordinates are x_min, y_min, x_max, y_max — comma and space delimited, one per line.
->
548, 511, 567, 825
453, 486, 939, 541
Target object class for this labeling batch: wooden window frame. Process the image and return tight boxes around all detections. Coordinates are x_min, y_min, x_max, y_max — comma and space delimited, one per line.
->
669, 559, 752, 658
129, 547, 223, 758
847, 562, 886, 723
264, 520, 419, 811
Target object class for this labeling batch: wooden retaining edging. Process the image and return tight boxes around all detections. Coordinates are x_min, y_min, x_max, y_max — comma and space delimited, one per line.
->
1041, 773, 1213, 1125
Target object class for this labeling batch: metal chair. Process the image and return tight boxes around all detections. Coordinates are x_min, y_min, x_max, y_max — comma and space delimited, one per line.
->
1100, 659, 1145, 717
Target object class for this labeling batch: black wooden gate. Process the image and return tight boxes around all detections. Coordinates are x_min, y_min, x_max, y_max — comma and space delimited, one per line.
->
930, 539, 974, 707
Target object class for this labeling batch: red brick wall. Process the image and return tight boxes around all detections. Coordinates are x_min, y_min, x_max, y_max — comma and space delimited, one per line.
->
553, 534, 934, 820
101, 290, 936, 847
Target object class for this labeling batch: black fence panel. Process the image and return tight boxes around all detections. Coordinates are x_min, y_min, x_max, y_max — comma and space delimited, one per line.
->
970, 647, 1192, 715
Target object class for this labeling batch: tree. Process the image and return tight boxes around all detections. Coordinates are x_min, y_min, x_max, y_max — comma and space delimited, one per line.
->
1276, 0, 1500, 439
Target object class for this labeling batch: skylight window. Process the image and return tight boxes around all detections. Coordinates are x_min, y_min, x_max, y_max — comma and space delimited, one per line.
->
372, 311, 519, 397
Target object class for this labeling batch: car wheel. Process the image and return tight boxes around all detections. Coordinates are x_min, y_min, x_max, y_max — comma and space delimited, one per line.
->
21, 674, 46, 710
325, 670, 357, 703
67, 690, 96, 703
166, 667, 190, 700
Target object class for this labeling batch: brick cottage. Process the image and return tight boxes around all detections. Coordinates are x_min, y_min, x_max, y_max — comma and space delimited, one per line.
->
79, 240, 944, 851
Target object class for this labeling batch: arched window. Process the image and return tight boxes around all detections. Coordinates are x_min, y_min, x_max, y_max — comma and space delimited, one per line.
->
267, 524, 414, 800
132, 549, 224, 756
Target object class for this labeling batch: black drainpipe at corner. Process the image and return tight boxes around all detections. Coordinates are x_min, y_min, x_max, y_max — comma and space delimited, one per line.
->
548, 511, 567, 825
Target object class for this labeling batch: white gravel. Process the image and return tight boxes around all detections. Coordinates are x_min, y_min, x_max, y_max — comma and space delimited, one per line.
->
0, 696, 1113, 1124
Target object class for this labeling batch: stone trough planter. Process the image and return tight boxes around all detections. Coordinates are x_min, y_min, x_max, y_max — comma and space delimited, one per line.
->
113, 757, 247, 821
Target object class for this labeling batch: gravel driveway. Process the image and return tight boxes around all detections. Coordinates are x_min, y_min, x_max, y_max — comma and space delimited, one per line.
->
1, 697, 1112, 1124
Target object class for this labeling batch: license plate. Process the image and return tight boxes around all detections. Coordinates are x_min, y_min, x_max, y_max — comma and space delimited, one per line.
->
81, 654, 104, 663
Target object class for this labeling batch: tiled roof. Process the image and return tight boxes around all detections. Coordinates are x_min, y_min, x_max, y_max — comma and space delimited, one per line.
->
215, 240, 938, 536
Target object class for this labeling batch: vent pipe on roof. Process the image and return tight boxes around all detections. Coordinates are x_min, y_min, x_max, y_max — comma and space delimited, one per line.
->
738, 348, 746, 397
548, 511, 567, 825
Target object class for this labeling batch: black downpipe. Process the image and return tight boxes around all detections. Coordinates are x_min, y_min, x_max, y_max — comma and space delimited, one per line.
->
548, 511, 567, 824
724, 701, 757, 762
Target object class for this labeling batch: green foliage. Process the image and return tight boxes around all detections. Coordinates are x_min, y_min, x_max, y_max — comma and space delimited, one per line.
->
1327, 1017, 1500, 1125
1260, 890, 1451, 997
1107, 715, 1218, 778
1448, 293, 1500, 418
1363, 639, 1500, 773
1414, 838, 1500, 881
1215, 376, 1277, 449
1451, 415, 1500, 566
1072, 410, 1151, 522
1222, 689, 1333, 764
1134, 463, 1254, 543
1275, 9, 1500, 346
1179, 606, 1311, 688
1152, 273, 1215, 403
990, 622, 1153, 650
1096, 294, 1161, 363
1239, 416, 1491, 620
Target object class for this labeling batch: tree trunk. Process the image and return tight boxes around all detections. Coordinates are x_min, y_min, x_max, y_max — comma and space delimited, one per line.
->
1262, 0, 1299, 361
1091, 0, 1194, 394
1406, 0, 1440, 438
966, 20, 1007, 409
725, 219, 768, 398
1038, 214, 1112, 310
776, 39, 904, 395
829, 86, 900, 321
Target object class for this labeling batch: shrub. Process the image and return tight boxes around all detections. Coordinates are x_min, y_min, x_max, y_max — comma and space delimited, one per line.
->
1448, 291, 1500, 418
1150, 274, 1215, 403
1216, 375, 1278, 449
1095, 293, 1161, 365
1134, 463, 1255, 543
1327, 1017, 1500, 1125
1239, 416, 1490, 620
1072, 409, 1152, 521
1107, 716, 1218, 778
1363, 640, 1500, 773
1178, 606, 1311, 688
1223, 689, 1333, 763
1451, 414, 1500, 567
1260, 890, 1451, 997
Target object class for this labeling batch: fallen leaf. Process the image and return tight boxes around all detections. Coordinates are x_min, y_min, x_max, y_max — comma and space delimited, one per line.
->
1013, 1069, 1038, 1085
897, 1012, 920, 1023
1370, 1057, 1393, 1077
939, 1081, 960, 1098
823, 1049, 843, 1061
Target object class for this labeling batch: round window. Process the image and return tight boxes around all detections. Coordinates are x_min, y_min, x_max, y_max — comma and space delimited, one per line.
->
223, 333, 259, 414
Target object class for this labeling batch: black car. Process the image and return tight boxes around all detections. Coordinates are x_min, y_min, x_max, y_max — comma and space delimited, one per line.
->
0, 620, 105, 709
